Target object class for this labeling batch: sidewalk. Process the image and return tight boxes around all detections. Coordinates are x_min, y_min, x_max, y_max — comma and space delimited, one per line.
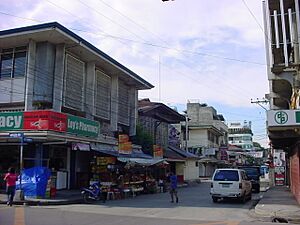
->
254, 186, 300, 223
0, 189, 82, 206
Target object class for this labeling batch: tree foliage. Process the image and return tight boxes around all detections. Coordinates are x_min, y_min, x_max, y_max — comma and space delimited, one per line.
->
131, 124, 154, 155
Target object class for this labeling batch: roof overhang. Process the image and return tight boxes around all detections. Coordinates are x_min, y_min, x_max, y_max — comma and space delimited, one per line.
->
0, 22, 154, 90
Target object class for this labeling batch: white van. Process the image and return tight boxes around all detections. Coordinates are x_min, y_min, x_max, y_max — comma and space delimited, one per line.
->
210, 168, 252, 203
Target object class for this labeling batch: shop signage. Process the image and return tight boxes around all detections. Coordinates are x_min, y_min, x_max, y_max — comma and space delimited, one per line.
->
67, 115, 99, 137
219, 147, 228, 161
118, 134, 132, 154
0, 110, 100, 138
275, 166, 285, 186
23, 111, 67, 132
153, 145, 163, 158
268, 110, 300, 127
72, 142, 90, 151
96, 157, 116, 165
0, 112, 23, 130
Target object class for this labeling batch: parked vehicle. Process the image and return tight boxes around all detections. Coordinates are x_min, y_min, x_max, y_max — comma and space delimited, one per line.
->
238, 166, 261, 193
81, 182, 105, 203
210, 168, 252, 203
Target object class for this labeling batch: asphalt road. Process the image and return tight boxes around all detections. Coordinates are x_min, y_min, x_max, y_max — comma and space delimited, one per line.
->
0, 182, 289, 225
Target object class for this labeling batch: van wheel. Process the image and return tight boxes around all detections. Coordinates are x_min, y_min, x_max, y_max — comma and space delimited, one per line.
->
212, 197, 218, 203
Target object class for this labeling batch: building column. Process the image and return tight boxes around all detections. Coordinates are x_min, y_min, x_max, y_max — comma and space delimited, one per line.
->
25, 39, 36, 111
110, 74, 119, 131
85, 62, 95, 119
129, 88, 137, 136
53, 44, 65, 112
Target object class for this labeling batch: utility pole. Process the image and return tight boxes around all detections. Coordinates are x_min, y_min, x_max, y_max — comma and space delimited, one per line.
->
250, 98, 269, 111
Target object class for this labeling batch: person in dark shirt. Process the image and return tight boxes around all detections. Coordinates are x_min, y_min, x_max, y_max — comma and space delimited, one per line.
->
168, 172, 178, 203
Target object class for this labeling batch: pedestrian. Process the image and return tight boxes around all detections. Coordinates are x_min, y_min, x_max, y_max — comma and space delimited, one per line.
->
3, 167, 18, 206
158, 178, 164, 193
168, 172, 178, 203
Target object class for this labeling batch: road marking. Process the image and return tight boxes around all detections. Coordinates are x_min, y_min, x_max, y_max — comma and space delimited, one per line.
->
190, 221, 240, 225
14, 207, 25, 225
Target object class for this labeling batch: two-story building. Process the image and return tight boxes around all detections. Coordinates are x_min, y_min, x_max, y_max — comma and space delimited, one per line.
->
263, 0, 300, 203
0, 22, 153, 189
183, 101, 228, 177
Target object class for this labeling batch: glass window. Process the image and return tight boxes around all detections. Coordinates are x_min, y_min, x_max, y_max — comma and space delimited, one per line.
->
0, 47, 27, 79
213, 170, 239, 181
13, 51, 26, 77
0, 53, 13, 79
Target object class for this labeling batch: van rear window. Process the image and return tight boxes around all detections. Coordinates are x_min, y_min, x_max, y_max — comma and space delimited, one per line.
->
213, 170, 239, 181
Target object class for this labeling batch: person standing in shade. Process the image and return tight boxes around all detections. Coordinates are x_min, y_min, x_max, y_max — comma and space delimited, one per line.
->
4, 167, 18, 206
169, 172, 178, 203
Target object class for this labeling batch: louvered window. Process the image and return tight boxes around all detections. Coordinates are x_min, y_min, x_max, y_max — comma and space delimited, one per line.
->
64, 54, 85, 111
95, 70, 111, 119
118, 81, 129, 125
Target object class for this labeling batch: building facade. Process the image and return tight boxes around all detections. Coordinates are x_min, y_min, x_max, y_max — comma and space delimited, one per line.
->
184, 102, 228, 155
228, 121, 254, 150
0, 22, 153, 189
263, 0, 300, 203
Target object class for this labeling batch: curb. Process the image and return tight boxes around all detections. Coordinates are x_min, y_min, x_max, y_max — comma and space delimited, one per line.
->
0, 199, 82, 206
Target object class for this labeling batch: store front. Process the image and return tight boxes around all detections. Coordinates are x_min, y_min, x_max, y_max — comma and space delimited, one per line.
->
0, 110, 105, 191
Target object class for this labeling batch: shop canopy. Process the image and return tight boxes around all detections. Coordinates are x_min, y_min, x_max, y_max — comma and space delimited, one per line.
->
117, 157, 167, 166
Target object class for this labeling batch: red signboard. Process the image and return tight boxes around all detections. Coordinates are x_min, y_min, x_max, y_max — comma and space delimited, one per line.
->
153, 145, 163, 158
23, 110, 67, 132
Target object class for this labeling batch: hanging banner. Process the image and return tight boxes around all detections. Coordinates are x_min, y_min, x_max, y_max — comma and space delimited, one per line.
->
118, 134, 132, 154
275, 166, 285, 186
153, 145, 163, 158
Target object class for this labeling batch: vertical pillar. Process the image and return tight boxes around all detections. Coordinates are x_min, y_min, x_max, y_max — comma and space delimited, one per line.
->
25, 39, 36, 111
110, 74, 119, 131
85, 62, 95, 119
34, 144, 43, 167
129, 88, 137, 136
53, 44, 65, 112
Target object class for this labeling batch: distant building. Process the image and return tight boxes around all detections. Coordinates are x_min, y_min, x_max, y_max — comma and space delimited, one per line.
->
228, 121, 253, 151
184, 101, 228, 155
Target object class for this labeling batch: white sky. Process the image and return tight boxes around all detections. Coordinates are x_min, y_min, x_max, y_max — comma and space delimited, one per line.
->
0, 0, 269, 147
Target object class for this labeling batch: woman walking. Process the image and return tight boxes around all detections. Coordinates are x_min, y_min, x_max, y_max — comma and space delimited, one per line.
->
4, 167, 18, 206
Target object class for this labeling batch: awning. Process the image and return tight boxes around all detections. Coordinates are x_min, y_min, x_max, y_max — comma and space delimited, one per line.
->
117, 157, 167, 166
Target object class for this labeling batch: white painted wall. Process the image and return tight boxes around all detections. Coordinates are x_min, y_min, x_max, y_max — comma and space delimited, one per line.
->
184, 159, 199, 180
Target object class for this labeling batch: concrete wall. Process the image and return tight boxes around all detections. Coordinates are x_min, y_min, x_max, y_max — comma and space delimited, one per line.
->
199, 163, 216, 177
290, 150, 300, 204
189, 129, 208, 148
184, 159, 199, 180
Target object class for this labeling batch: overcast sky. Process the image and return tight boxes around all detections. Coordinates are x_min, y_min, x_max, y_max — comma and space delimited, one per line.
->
0, 0, 269, 147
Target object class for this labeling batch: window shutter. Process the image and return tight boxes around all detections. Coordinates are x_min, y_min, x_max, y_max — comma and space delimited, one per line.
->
95, 70, 111, 119
64, 54, 85, 111
118, 81, 129, 125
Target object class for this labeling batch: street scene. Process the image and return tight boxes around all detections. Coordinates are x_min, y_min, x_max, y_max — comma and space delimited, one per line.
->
1, 0, 300, 225
0, 182, 268, 225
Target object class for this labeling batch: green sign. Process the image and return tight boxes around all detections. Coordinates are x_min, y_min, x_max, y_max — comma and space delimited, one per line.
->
67, 115, 99, 137
295, 112, 300, 123
0, 112, 23, 130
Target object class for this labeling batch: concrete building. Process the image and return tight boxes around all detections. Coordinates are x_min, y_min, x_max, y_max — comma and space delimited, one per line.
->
228, 121, 254, 150
0, 22, 153, 189
137, 99, 199, 182
263, 0, 300, 203
183, 101, 228, 177
184, 102, 228, 154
